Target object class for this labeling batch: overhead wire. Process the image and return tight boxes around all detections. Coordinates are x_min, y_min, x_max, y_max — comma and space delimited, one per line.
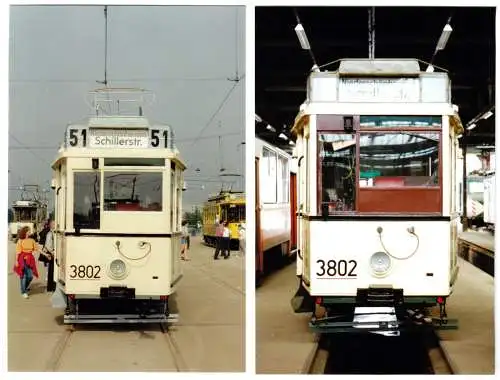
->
10, 77, 231, 84
189, 77, 244, 148
8, 132, 51, 166
190, 8, 245, 148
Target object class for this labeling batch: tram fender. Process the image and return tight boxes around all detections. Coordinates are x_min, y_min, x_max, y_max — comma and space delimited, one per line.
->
291, 281, 314, 313
51, 283, 67, 308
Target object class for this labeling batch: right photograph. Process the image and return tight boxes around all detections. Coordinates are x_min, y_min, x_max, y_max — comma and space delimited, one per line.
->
255, 6, 495, 375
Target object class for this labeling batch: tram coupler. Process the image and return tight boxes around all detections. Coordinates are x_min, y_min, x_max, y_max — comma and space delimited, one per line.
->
309, 306, 400, 336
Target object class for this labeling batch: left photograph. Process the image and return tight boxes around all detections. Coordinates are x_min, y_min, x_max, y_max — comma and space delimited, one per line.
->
8, 5, 245, 372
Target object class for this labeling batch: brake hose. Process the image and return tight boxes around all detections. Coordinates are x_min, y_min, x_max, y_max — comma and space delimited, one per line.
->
377, 226, 420, 260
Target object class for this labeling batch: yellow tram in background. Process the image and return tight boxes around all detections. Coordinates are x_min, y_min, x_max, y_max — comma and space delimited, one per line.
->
202, 191, 245, 250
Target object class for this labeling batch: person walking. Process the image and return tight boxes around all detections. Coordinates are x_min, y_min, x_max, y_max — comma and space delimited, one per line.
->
38, 221, 51, 281
213, 220, 224, 260
180, 220, 190, 261
42, 219, 56, 292
221, 221, 231, 259
13, 226, 40, 299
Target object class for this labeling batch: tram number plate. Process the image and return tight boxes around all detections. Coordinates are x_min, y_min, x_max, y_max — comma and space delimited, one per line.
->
315, 259, 358, 278
101, 287, 135, 299
69, 265, 101, 279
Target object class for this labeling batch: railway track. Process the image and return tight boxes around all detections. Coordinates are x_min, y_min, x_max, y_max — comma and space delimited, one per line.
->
45, 322, 186, 372
305, 330, 454, 375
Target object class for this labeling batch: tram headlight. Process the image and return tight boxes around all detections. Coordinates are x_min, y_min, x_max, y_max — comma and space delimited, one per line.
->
370, 251, 392, 277
109, 259, 128, 280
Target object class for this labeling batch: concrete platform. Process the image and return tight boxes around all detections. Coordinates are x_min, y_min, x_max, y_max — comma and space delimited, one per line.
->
7, 236, 245, 372
459, 230, 495, 253
256, 263, 316, 374
256, 258, 494, 374
438, 257, 494, 374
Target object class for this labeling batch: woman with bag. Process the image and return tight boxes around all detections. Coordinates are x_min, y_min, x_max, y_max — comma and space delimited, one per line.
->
13, 226, 40, 298
180, 220, 190, 261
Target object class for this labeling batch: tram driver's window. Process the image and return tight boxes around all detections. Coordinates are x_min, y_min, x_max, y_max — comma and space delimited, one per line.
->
226, 204, 245, 223
103, 172, 163, 211
359, 132, 439, 187
73, 172, 101, 229
318, 133, 357, 214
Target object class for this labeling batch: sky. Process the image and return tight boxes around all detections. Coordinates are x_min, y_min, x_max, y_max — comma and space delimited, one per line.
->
8, 5, 245, 212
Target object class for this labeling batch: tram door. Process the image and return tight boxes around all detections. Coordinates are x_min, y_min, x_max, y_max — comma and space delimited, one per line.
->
54, 163, 67, 283
255, 157, 263, 274
290, 172, 297, 251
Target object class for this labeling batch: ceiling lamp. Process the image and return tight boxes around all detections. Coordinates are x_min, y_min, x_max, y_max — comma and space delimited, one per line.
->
436, 23, 453, 51
294, 23, 311, 50
266, 124, 276, 132
482, 110, 493, 120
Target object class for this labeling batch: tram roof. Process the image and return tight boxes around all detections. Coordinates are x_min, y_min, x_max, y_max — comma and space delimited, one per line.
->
256, 7, 495, 152
12, 200, 42, 208
51, 149, 186, 171
205, 191, 246, 204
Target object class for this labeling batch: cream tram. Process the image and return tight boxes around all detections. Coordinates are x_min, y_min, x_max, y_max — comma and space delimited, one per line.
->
255, 137, 298, 281
50, 88, 185, 324
9, 199, 47, 240
291, 59, 462, 335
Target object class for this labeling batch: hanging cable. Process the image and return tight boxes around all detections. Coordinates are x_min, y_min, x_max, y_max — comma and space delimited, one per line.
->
9, 133, 51, 166
97, 5, 109, 87
190, 80, 242, 147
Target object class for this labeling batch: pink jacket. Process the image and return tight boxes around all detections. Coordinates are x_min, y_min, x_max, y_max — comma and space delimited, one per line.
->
13, 252, 39, 279
215, 223, 224, 237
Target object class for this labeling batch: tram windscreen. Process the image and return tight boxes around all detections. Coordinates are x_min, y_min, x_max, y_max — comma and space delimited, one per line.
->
317, 115, 442, 214
222, 204, 245, 223
74, 172, 101, 229
359, 132, 439, 186
103, 172, 163, 211
14, 208, 37, 222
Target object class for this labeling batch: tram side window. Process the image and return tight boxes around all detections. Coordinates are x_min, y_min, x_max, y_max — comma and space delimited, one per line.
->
278, 155, 289, 203
103, 172, 162, 212
73, 172, 101, 229
176, 170, 182, 229
359, 132, 439, 187
262, 147, 277, 203
170, 169, 175, 228
318, 133, 357, 213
